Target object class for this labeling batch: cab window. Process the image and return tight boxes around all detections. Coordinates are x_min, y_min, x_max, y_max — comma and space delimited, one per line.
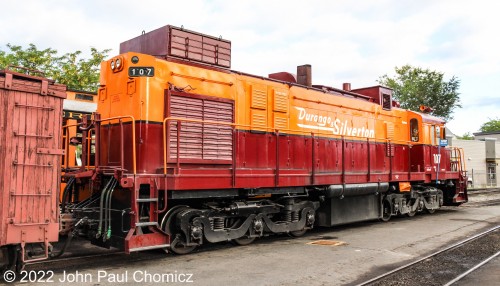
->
410, 119, 419, 142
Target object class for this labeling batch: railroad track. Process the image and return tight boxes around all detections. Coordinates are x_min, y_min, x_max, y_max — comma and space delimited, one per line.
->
461, 199, 500, 208
21, 194, 500, 278
26, 251, 126, 273
461, 188, 500, 207
356, 225, 500, 286
467, 188, 500, 196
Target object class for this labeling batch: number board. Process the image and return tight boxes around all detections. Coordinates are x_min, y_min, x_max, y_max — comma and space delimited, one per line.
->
128, 67, 154, 77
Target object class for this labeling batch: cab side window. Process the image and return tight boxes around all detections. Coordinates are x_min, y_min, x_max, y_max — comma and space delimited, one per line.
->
410, 119, 419, 142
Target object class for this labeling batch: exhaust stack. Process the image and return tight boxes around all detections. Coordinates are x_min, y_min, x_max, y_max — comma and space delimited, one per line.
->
297, 65, 312, 87
343, 83, 351, 91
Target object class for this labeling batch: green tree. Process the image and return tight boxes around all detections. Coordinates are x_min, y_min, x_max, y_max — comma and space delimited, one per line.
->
0, 43, 58, 76
378, 65, 461, 120
53, 48, 110, 91
0, 43, 110, 92
457, 132, 474, 140
479, 117, 500, 132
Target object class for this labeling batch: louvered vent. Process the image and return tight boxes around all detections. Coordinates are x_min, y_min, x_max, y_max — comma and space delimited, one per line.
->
274, 116, 288, 130
169, 94, 233, 161
273, 90, 288, 112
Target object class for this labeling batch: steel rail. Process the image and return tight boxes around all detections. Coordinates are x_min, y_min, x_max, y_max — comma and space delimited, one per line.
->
27, 251, 123, 266
461, 199, 500, 207
443, 250, 500, 286
356, 225, 500, 286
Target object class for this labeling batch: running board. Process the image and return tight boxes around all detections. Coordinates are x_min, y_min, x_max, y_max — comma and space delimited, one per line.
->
135, 222, 158, 227
124, 229, 170, 254
128, 244, 170, 252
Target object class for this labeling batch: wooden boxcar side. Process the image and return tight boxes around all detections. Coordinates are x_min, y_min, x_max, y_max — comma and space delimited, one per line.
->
0, 70, 66, 268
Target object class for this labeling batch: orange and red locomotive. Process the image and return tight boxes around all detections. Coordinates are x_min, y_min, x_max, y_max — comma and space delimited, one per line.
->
62, 25, 468, 254
0, 25, 469, 270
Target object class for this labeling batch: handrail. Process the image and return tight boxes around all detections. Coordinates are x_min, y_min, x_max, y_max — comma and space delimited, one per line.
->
447, 146, 467, 175
161, 117, 418, 145
98, 115, 137, 175
460, 147, 466, 172
61, 122, 94, 171
161, 116, 454, 175
455, 147, 466, 173
62, 123, 82, 169
292, 95, 403, 119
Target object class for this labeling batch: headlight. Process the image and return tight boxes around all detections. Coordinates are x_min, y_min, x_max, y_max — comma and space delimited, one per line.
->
110, 60, 116, 70
116, 58, 121, 68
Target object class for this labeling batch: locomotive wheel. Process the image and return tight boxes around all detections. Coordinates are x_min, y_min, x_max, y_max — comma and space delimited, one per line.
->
161, 206, 197, 255
380, 200, 392, 222
426, 208, 436, 214
406, 199, 417, 217
161, 205, 189, 236
170, 234, 197, 255
406, 209, 416, 217
227, 218, 257, 246
233, 236, 256, 246
290, 209, 314, 237
289, 229, 307, 237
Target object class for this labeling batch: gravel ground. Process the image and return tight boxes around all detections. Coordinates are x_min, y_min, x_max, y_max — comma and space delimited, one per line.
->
369, 229, 500, 286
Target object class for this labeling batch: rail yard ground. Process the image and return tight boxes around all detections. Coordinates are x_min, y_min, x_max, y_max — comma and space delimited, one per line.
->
17, 189, 500, 286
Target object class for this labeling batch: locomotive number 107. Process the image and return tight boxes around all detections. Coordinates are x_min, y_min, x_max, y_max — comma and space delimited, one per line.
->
128, 67, 154, 77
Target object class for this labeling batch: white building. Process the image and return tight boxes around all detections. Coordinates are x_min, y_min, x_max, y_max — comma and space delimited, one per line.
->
447, 131, 500, 188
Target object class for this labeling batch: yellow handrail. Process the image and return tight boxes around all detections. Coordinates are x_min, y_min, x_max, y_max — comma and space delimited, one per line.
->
61, 122, 94, 170
161, 117, 424, 175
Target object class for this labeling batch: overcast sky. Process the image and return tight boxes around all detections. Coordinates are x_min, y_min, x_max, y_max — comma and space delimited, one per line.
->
1, 0, 499, 135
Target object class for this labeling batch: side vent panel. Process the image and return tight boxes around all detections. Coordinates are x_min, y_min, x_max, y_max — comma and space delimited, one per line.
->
273, 88, 289, 130
169, 93, 233, 162
249, 84, 268, 130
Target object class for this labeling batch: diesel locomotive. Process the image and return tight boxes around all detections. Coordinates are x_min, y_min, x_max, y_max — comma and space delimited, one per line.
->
1, 25, 468, 270
63, 25, 467, 254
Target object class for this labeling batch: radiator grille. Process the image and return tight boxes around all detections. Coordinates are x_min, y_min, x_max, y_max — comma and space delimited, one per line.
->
169, 94, 233, 161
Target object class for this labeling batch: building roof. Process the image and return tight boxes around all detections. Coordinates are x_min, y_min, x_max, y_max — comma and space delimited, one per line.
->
473, 131, 500, 136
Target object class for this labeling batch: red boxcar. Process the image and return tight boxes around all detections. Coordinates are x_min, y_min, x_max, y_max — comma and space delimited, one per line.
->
0, 69, 66, 271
